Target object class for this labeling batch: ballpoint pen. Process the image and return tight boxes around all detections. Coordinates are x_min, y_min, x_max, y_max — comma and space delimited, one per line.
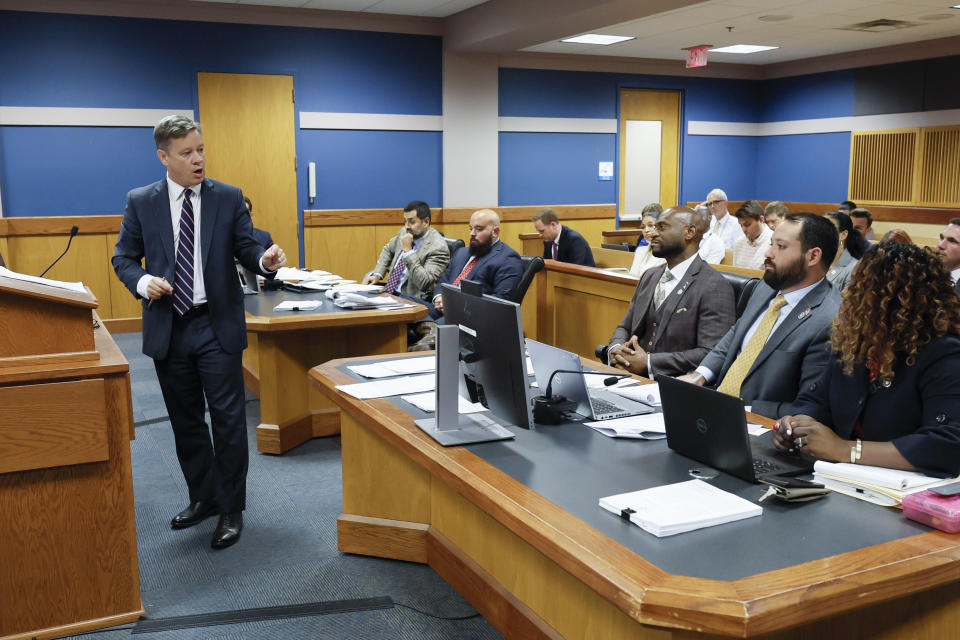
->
148, 277, 170, 308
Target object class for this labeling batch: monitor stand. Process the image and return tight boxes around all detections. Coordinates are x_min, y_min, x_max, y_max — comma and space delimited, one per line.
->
414, 324, 515, 446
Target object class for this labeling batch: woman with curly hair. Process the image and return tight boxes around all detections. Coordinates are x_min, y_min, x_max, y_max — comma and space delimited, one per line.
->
774, 241, 960, 476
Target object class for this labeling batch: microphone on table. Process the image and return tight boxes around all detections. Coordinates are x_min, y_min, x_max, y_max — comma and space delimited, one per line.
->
40, 225, 79, 277
532, 369, 631, 424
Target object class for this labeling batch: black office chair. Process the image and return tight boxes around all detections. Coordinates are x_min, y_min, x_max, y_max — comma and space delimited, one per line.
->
717, 270, 761, 319
445, 236, 465, 256
510, 256, 545, 303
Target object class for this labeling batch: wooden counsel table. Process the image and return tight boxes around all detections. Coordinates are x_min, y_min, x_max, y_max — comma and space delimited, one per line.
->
242, 289, 427, 454
0, 275, 141, 640
310, 355, 960, 640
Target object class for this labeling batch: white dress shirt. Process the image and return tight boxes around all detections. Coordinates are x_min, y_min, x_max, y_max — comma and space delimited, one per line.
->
698, 234, 726, 265
705, 212, 745, 250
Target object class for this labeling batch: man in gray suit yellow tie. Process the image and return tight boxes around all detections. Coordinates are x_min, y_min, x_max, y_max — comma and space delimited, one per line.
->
682, 213, 841, 419
607, 206, 736, 377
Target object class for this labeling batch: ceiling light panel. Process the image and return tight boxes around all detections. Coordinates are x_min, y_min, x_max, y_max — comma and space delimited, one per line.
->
709, 44, 779, 53
561, 34, 636, 45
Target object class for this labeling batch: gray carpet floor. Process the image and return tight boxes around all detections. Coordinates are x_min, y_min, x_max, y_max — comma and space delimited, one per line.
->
68, 332, 503, 640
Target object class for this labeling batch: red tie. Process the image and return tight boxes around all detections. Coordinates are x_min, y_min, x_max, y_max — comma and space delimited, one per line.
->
552, 243, 558, 260
452, 258, 477, 286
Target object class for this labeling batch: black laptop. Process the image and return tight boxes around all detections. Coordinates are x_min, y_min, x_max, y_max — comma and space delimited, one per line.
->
658, 375, 813, 483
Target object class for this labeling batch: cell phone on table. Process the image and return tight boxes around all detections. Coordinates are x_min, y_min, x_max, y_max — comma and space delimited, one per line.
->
928, 481, 960, 497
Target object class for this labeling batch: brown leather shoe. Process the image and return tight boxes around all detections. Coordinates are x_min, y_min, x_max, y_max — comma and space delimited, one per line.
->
170, 500, 219, 529
211, 512, 243, 549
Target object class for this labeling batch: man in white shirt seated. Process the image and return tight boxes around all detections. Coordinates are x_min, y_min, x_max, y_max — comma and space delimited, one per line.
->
733, 200, 773, 269
703, 188, 745, 250
693, 203, 725, 264
937, 218, 960, 294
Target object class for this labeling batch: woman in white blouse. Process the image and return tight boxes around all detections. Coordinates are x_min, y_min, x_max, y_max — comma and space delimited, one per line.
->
629, 205, 667, 277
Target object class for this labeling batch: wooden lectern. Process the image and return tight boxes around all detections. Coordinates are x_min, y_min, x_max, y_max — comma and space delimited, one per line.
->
0, 273, 143, 640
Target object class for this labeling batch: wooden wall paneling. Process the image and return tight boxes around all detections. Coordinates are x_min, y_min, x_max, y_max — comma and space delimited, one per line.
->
103, 233, 143, 320
919, 126, 960, 207
305, 225, 376, 278
592, 247, 634, 270
543, 269, 636, 359
6, 234, 111, 311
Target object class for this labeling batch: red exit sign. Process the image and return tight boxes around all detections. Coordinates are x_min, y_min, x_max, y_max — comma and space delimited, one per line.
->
686, 45, 709, 68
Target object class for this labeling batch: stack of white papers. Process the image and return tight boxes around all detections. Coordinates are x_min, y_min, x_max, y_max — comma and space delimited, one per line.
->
813, 461, 959, 507
584, 413, 666, 439
273, 300, 321, 312
0, 265, 87, 294
335, 374, 435, 399
275, 267, 333, 281
400, 392, 486, 414
330, 292, 410, 310
348, 356, 435, 378
600, 479, 762, 537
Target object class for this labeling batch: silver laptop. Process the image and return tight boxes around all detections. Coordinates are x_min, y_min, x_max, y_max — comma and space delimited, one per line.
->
236, 260, 260, 295
525, 339, 654, 421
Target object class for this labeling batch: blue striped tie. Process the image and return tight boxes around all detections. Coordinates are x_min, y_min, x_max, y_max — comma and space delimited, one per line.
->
173, 189, 195, 316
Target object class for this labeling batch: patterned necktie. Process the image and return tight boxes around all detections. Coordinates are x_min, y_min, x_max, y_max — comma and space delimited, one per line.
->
173, 189, 195, 316
552, 243, 558, 260
384, 257, 405, 294
717, 295, 788, 398
653, 270, 675, 309
452, 257, 477, 286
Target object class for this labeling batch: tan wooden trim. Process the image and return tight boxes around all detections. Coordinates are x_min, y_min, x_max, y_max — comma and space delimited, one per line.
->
242, 361, 260, 398
518, 232, 540, 240
545, 258, 638, 285
0, 215, 122, 236
100, 317, 142, 334
428, 529, 564, 640
0, 350, 100, 369
602, 229, 643, 239
442, 204, 616, 223
337, 514, 429, 563
311, 408, 341, 438
4, 610, 145, 640
256, 412, 314, 455
714, 264, 764, 278
304, 208, 412, 226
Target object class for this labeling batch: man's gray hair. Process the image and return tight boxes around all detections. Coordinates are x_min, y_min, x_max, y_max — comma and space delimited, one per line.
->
706, 188, 727, 202
154, 115, 201, 151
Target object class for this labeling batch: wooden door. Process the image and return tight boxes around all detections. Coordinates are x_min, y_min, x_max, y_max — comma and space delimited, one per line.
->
197, 72, 300, 266
618, 89, 680, 215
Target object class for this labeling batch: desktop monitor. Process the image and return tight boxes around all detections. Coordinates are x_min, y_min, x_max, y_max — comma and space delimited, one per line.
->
440, 283, 533, 430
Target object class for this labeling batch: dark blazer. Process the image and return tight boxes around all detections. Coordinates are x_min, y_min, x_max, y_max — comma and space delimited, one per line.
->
113, 177, 268, 360
434, 240, 523, 302
544, 225, 595, 267
699, 278, 841, 419
791, 335, 960, 477
608, 256, 736, 376
252, 226, 273, 250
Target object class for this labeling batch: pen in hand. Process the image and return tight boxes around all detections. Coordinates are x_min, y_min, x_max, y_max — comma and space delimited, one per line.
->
148, 277, 170, 308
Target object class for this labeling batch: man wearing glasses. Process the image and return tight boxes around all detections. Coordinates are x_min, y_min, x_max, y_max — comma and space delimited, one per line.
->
703, 188, 744, 251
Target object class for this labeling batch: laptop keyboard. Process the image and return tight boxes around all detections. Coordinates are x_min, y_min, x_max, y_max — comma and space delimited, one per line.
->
752, 457, 784, 475
591, 396, 624, 416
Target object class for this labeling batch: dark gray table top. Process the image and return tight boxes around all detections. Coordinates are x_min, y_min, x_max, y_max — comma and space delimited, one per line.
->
335, 359, 930, 582
244, 287, 375, 318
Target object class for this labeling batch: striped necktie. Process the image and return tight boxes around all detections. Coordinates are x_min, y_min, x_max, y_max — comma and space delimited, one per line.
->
384, 257, 405, 294
172, 189, 195, 316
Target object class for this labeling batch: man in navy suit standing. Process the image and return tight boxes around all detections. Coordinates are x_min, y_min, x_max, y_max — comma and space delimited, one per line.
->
113, 115, 286, 549
532, 207, 595, 267
430, 209, 522, 319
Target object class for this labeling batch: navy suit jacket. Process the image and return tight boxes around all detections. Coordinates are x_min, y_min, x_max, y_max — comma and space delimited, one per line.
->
112, 177, 268, 360
433, 240, 523, 302
543, 225, 595, 267
791, 335, 960, 477
252, 226, 273, 250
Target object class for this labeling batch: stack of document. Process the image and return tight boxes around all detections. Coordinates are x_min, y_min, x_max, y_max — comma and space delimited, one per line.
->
600, 479, 762, 537
0, 265, 87, 294
813, 461, 959, 507
584, 413, 666, 439
274, 267, 332, 281
335, 374, 435, 399
329, 291, 410, 310
273, 300, 321, 312
348, 356, 435, 378
401, 391, 486, 414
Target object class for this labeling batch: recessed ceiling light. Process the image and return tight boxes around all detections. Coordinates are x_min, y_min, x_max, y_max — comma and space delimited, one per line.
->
561, 34, 635, 46
709, 44, 779, 54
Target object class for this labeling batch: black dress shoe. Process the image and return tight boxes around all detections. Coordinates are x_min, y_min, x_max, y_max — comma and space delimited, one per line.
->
211, 512, 243, 549
170, 500, 219, 529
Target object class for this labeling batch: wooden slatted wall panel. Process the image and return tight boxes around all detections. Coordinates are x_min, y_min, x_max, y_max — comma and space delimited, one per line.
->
849, 129, 918, 205
919, 126, 960, 207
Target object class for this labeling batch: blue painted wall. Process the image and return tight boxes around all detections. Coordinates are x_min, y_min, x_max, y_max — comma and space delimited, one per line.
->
754, 133, 852, 203
0, 10, 442, 217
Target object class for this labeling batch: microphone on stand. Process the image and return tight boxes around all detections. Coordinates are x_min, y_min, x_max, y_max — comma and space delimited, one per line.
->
40, 225, 79, 277
533, 369, 631, 424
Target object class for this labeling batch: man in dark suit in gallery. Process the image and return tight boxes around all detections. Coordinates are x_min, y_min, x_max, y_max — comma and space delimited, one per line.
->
430, 209, 522, 319
532, 207, 595, 267
936, 218, 960, 294
681, 213, 841, 419
607, 206, 736, 377
113, 115, 287, 549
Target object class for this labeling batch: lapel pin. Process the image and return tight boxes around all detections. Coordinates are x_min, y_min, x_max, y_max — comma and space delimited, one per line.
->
797, 307, 812, 320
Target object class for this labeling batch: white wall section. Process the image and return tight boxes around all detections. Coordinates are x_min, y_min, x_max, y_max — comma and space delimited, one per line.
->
299, 112, 442, 131
688, 108, 960, 137
0, 107, 194, 126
